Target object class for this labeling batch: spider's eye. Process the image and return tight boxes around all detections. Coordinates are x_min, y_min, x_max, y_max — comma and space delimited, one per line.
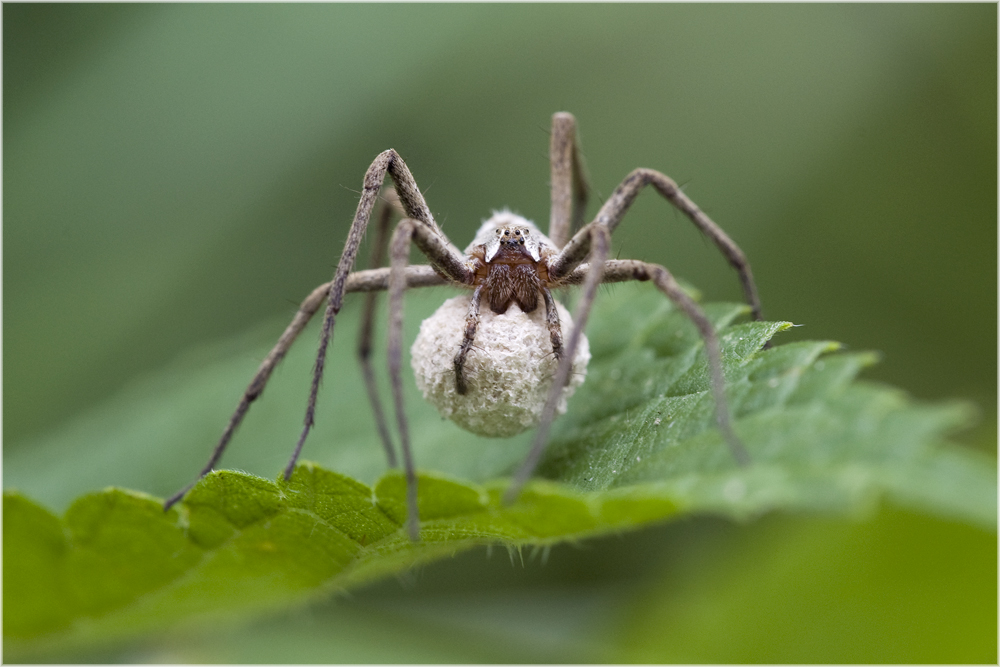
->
514, 229, 520, 235
495, 229, 501, 235
504, 230, 510, 236
518, 238, 525, 244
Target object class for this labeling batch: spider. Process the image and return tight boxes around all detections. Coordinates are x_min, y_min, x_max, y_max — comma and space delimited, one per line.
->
164, 112, 764, 540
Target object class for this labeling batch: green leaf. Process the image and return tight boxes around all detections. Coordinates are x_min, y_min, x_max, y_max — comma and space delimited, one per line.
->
4, 284, 995, 658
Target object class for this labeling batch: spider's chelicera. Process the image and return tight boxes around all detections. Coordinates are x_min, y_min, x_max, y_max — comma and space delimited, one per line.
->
165, 112, 764, 541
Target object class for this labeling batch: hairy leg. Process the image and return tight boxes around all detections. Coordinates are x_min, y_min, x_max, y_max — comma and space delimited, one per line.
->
548, 112, 591, 249
165, 148, 462, 512
541, 286, 564, 360
642, 262, 749, 466
453, 285, 485, 395
162, 264, 448, 511
387, 219, 421, 540
505, 249, 750, 504
566, 257, 751, 463
357, 194, 398, 468
548, 168, 763, 322
505, 225, 611, 503
163, 280, 331, 510
286, 150, 471, 482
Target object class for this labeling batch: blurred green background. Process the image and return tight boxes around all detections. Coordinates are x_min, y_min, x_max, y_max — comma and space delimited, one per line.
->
4, 4, 995, 662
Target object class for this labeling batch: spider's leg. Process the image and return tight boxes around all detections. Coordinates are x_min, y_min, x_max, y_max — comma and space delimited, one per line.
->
564, 258, 751, 465
549, 168, 764, 323
388, 220, 421, 540
385, 218, 474, 540
548, 112, 591, 249
453, 285, 485, 395
642, 261, 749, 465
504, 225, 610, 504
357, 195, 399, 468
285, 150, 470, 482
347, 265, 449, 292
541, 286, 564, 360
162, 264, 448, 511
163, 280, 329, 510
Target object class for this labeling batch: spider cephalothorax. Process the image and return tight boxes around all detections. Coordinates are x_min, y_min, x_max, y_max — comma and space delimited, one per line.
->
469, 215, 556, 315
166, 112, 765, 541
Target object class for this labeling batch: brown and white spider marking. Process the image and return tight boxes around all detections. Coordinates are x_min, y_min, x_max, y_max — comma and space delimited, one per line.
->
164, 112, 764, 540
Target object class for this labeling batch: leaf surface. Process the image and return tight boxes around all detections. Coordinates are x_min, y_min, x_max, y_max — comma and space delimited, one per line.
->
4, 284, 995, 656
